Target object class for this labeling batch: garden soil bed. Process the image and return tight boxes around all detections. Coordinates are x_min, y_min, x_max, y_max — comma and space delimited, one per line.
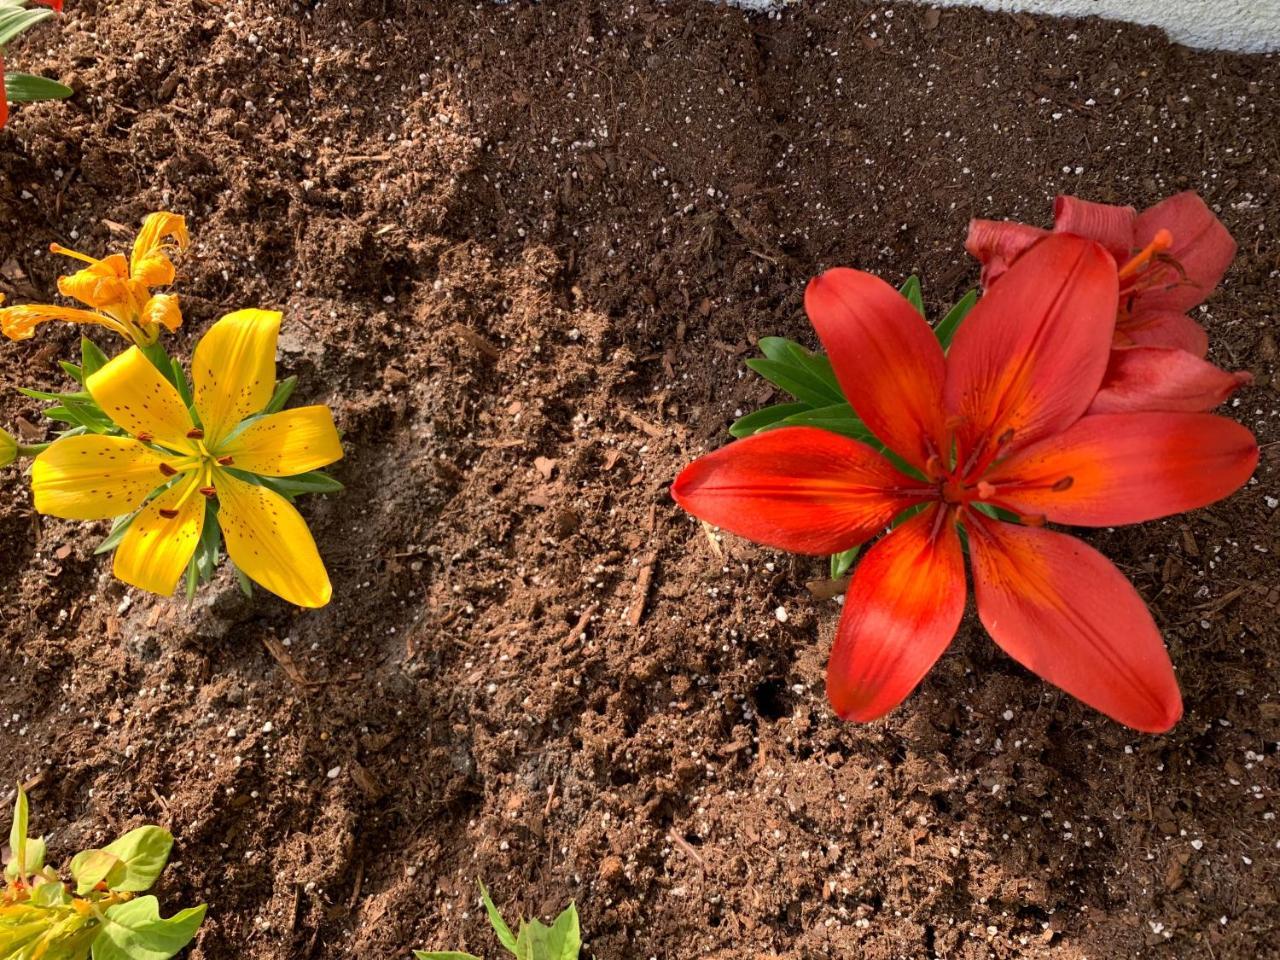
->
1, 0, 1277, 957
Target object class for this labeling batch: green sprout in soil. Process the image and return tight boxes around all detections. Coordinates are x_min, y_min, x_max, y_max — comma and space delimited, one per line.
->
415, 882, 580, 960
0, 784, 206, 960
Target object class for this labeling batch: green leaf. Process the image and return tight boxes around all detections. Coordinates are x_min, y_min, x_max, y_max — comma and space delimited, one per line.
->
934, 288, 978, 351
69, 848, 126, 895
92, 897, 206, 960
100, 826, 173, 893
80, 337, 109, 378
0, 6, 52, 48
512, 903, 579, 960
95, 512, 138, 555
253, 471, 344, 498
898, 275, 924, 316
5, 73, 72, 103
43, 405, 84, 427
728, 402, 810, 439
5, 784, 28, 881
829, 545, 860, 579
413, 954, 482, 960
171, 360, 193, 408
29, 875, 69, 908
744, 358, 842, 408
232, 564, 252, 599
478, 881, 517, 953
264, 376, 297, 414
18, 387, 91, 402
772, 404, 876, 443
59, 360, 85, 385
747, 337, 843, 407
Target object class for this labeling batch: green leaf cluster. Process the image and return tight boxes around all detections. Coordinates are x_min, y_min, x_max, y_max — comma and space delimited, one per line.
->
415, 882, 581, 960
0, 0, 72, 107
729, 277, 978, 577
1, 785, 205, 960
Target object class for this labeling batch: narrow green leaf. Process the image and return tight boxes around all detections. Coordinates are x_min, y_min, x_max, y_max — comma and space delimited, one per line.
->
43, 405, 83, 426
18, 387, 90, 402
744, 358, 843, 408
772, 404, 876, 443
81, 337, 109, 377
232, 564, 253, 599
263, 375, 297, 414
59, 360, 85, 385
92, 897, 207, 960
898, 275, 924, 316
478, 881, 517, 953
0, 7, 52, 48
5, 784, 28, 881
4, 72, 73, 103
101, 826, 173, 893
254, 471, 344, 498
728, 402, 810, 438
934, 288, 978, 351
171, 359, 193, 408
184, 553, 199, 600
829, 545, 860, 579
95, 512, 138, 555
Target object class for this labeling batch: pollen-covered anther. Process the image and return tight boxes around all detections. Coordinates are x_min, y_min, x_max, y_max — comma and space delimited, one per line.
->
1052, 475, 1075, 492
186, 428, 204, 439
198, 486, 217, 498
1018, 512, 1047, 528
158, 508, 179, 519
924, 453, 944, 480
217, 455, 234, 466
136, 431, 153, 442
975, 480, 996, 500
158, 462, 178, 477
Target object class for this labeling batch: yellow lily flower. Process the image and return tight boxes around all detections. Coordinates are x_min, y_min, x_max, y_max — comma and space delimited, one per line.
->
30, 309, 342, 607
0, 211, 188, 346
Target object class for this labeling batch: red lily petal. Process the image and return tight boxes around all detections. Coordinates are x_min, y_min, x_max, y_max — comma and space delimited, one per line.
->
967, 517, 1182, 733
1089, 346, 1252, 415
944, 234, 1118, 461
986, 412, 1258, 527
1134, 191, 1236, 314
964, 218, 1047, 288
826, 505, 966, 722
0, 54, 8, 131
1052, 195, 1137, 263
805, 268, 946, 471
1119, 308, 1209, 357
33, 0, 62, 9
670, 426, 924, 556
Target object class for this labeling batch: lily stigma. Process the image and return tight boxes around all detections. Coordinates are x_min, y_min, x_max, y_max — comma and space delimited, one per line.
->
672, 234, 1258, 732
30, 309, 342, 607
0, 212, 188, 346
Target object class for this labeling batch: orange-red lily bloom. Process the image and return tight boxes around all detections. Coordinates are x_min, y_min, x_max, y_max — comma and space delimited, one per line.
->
672, 235, 1258, 733
967, 192, 1249, 415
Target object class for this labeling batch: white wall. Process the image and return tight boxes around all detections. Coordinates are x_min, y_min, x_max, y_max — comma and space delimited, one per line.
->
731, 0, 1280, 53
931, 0, 1280, 52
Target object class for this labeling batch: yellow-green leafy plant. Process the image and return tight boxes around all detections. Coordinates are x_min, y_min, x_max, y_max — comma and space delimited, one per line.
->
416, 882, 580, 960
1, 785, 206, 959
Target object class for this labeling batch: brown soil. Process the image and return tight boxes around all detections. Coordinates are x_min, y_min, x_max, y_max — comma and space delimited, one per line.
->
0, 1, 1277, 958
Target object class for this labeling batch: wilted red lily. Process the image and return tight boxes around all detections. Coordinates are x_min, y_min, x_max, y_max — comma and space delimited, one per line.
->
672, 235, 1258, 732
968, 192, 1250, 414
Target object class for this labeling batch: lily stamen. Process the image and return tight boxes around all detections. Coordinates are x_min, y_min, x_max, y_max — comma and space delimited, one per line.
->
1118, 228, 1173, 280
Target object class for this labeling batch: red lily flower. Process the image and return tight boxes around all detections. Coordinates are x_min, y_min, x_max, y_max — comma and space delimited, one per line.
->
672, 235, 1258, 732
967, 193, 1250, 415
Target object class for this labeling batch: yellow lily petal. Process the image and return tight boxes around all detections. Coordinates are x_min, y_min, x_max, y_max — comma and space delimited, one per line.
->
215, 470, 331, 607
192, 309, 282, 446
141, 293, 183, 333
130, 211, 188, 285
219, 406, 344, 477
87, 347, 197, 451
31, 435, 177, 520
113, 473, 206, 596
0, 303, 132, 342
56, 254, 131, 310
